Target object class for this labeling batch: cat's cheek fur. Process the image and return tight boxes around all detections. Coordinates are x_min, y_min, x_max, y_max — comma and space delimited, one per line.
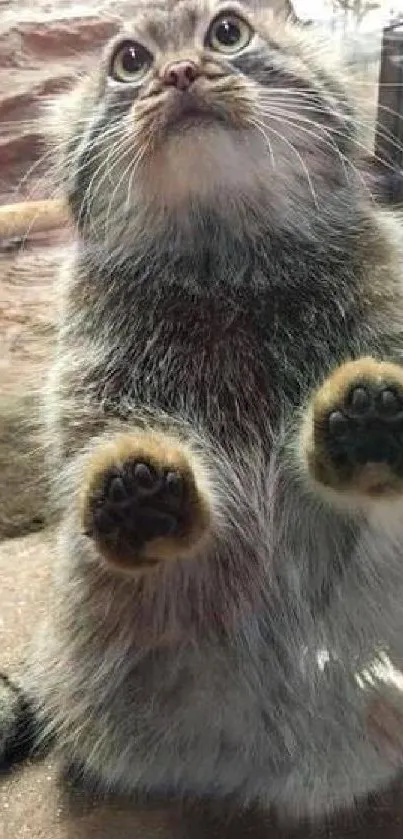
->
139, 126, 271, 208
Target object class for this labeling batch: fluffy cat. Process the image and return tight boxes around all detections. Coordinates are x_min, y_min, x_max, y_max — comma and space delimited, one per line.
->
2, 0, 403, 823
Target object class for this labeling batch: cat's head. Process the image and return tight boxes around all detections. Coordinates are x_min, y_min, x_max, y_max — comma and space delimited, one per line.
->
48, 0, 358, 246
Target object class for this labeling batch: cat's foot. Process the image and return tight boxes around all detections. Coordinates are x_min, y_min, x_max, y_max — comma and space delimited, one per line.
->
81, 433, 211, 569
302, 358, 403, 498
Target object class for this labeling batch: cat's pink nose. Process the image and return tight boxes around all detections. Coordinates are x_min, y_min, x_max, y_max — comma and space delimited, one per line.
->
161, 60, 200, 91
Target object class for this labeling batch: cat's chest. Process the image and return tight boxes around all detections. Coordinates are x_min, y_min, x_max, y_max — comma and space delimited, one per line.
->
99, 295, 275, 437
84, 279, 358, 438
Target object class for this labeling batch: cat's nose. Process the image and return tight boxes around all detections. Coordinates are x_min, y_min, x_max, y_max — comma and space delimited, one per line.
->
161, 60, 200, 91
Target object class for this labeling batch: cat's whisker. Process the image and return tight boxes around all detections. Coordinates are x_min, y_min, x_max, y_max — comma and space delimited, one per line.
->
70, 126, 129, 235
361, 99, 403, 127
135, 94, 170, 117
274, 111, 403, 180
258, 88, 403, 157
11, 134, 147, 249
104, 142, 148, 242
258, 93, 403, 174
249, 115, 320, 210
259, 87, 341, 101
80, 131, 125, 203
351, 81, 403, 88
258, 106, 369, 195
83, 140, 130, 239
84, 131, 141, 242
247, 117, 276, 169
209, 77, 250, 94
12, 120, 122, 204
13, 145, 60, 199
125, 145, 149, 214
258, 103, 361, 167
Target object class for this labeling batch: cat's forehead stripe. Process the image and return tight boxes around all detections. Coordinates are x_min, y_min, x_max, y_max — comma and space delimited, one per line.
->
137, 3, 202, 49
114, 0, 246, 50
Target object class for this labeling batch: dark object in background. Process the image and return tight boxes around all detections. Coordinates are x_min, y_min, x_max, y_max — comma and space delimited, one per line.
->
364, 160, 403, 206
375, 21, 403, 205
378, 170, 403, 205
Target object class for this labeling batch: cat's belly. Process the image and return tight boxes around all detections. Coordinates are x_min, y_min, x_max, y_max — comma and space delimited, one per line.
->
38, 624, 397, 816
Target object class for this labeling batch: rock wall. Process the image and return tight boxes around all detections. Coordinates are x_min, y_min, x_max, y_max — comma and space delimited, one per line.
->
0, 4, 114, 539
0, 5, 115, 205
0, 239, 63, 538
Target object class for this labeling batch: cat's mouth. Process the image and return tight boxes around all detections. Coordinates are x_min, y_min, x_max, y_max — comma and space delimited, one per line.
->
159, 89, 232, 135
133, 83, 264, 206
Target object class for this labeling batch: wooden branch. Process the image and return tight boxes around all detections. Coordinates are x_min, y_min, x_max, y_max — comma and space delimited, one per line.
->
0, 199, 70, 240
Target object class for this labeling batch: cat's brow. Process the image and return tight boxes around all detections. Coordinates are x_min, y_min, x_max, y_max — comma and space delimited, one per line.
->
112, 0, 224, 51
124, 5, 202, 52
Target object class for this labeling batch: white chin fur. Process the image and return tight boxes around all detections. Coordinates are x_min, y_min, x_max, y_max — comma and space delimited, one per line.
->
141, 124, 269, 208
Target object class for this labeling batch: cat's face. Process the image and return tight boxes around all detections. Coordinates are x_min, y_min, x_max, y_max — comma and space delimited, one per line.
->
54, 0, 356, 241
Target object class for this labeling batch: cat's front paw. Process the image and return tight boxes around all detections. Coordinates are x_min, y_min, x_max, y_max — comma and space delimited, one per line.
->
302, 358, 403, 498
81, 433, 211, 570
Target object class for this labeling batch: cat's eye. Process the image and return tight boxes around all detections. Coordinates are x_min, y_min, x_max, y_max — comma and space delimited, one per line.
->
110, 40, 153, 83
206, 13, 253, 55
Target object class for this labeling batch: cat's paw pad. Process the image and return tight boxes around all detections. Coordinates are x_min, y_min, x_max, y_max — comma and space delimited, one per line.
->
90, 463, 185, 544
302, 358, 403, 497
82, 433, 211, 569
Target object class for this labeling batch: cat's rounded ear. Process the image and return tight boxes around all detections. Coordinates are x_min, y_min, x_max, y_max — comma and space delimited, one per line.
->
282, 0, 300, 22
280, 0, 308, 25
242, 0, 298, 20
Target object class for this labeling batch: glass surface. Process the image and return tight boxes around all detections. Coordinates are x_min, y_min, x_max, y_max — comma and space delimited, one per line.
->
293, 2, 403, 158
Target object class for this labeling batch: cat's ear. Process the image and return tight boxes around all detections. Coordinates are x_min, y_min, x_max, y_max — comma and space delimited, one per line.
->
255, 0, 298, 20
283, 0, 300, 22
281, 0, 307, 25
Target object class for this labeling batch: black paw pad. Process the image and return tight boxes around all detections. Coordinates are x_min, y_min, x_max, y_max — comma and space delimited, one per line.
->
324, 380, 403, 470
85, 459, 190, 560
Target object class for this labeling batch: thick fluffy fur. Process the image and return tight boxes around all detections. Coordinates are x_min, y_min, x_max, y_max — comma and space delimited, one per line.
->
3, 0, 403, 823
